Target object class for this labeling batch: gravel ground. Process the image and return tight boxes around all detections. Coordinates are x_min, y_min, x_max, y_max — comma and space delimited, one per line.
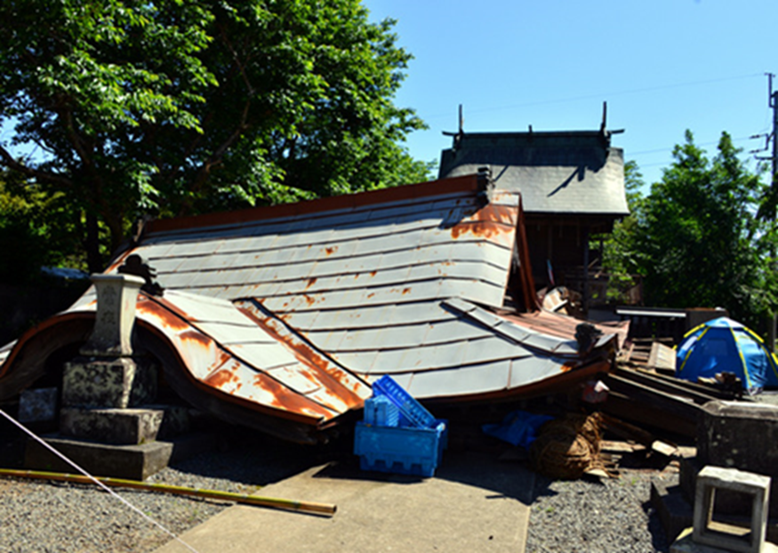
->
0, 431, 675, 553
0, 432, 322, 553
526, 469, 675, 553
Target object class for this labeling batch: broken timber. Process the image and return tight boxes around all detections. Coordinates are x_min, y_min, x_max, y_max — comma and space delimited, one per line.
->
602, 366, 747, 438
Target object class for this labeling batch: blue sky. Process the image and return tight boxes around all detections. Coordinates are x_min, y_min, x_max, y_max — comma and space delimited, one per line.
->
365, 0, 778, 187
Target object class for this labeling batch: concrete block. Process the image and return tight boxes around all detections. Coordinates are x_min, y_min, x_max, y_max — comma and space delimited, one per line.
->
698, 402, 778, 472
60, 407, 164, 445
62, 357, 156, 408
24, 433, 216, 480
18, 388, 58, 422
693, 466, 770, 553
698, 401, 778, 517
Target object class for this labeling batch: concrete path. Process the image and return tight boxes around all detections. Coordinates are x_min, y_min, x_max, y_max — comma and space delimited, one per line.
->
154, 450, 533, 553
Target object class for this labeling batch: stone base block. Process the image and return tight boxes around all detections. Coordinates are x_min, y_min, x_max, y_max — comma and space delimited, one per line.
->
60, 407, 163, 445
60, 404, 191, 445
62, 356, 157, 409
24, 433, 216, 481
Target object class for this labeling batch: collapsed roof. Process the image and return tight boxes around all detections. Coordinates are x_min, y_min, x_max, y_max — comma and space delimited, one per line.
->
0, 173, 625, 443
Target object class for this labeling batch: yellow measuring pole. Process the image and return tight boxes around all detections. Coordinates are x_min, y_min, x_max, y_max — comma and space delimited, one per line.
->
0, 468, 336, 517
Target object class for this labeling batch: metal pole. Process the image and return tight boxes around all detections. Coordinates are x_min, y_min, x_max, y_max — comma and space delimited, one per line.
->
770, 75, 778, 351
0, 468, 337, 517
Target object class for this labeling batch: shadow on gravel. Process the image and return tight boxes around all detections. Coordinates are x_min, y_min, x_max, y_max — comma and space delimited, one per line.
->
163, 426, 333, 487
643, 498, 671, 553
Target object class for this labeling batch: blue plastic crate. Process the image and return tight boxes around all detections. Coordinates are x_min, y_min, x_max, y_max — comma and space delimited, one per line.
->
372, 375, 436, 429
354, 420, 447, 477
363, 395, 400, 427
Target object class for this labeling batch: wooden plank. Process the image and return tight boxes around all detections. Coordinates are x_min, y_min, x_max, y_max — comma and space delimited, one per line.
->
648, 342, 676, 371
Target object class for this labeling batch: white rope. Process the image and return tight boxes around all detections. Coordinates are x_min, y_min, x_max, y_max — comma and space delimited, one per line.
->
0, 408, 202, 553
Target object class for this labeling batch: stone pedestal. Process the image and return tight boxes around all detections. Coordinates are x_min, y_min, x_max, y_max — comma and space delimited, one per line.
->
59, 273, 158, 446
62, 357, 156, 409
39, 271, 206, 479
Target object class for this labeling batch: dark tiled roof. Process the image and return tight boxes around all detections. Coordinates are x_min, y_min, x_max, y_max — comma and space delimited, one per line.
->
439, 131, 629, 216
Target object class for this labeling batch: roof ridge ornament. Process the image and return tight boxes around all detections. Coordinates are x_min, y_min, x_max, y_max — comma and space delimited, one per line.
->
477, 166, 494, 205
118, 254, 164, 296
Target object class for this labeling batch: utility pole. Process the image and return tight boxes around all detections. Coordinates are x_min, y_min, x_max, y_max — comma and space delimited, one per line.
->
772, 74, 778, 194
772, 74, 777, 351
755, 73, 778, 350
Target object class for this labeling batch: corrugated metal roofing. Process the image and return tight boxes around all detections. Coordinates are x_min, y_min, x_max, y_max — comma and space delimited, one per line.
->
439, 131, 629, 216
0, 174, 620, 440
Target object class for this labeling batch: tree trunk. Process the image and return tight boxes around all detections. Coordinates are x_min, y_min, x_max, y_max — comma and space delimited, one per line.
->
85, 212, 103, 274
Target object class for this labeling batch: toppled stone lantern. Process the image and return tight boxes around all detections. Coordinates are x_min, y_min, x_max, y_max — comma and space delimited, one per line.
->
60, 273, 160, 444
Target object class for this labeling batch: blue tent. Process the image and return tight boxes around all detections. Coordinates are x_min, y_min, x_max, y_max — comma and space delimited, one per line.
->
676, 317, 778, 393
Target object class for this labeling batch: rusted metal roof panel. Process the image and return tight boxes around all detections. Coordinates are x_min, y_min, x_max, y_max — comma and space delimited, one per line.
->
305, 320, 483, 352
129, 292, 370, 425
405, 360, 513, 398
0, 175, 622, 442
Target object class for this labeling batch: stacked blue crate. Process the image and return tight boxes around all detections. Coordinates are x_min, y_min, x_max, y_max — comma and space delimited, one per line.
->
354, 376, 447, 477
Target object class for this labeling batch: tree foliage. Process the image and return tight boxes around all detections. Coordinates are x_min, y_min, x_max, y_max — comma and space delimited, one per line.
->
603, 131, 778, 328
0, 0, 431, 272
0, 170, 82, 283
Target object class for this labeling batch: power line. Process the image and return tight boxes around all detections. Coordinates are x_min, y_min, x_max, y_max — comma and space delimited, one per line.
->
629, 135, 757, 158
424, 72, 763, 121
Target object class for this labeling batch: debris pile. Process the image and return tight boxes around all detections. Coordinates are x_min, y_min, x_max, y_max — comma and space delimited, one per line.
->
530, 413, 606, 480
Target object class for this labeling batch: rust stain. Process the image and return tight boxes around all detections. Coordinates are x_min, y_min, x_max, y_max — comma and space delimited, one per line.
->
401, 288, 411, 295
479, 204, 518, 226
366, 293, 375, 299
449, 205, 518, 240
252, 371, 333, 417
303, 294, 316, 306
237, 304, 365, 409
450, 220, 505, 240
179, 329, 212, 348
205, 368, 237, 388
324, 246, 338, 256
369, 270, 377, 277
305, 277, 318, 289
299, 369, 322, 387
137, 300, 190, 332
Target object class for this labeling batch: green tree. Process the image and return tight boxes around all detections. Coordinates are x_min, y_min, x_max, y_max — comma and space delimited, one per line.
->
0, 170, 83, 283
0, 1, 430, 273
595, 160, 645, 303
624, 131, 777, 327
